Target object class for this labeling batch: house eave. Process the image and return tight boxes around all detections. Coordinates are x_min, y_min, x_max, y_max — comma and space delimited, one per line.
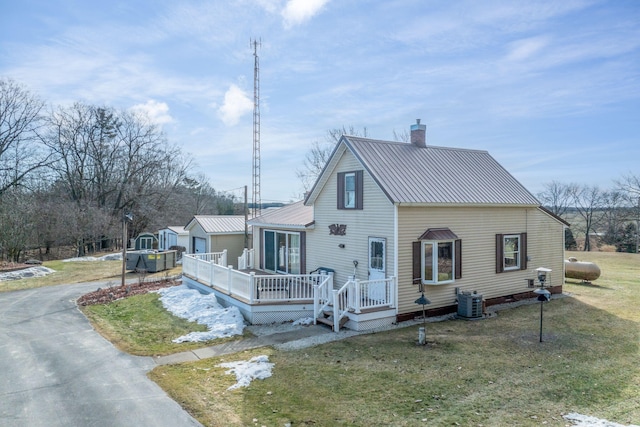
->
395, 202, 541, 208
248, 221, 315, 230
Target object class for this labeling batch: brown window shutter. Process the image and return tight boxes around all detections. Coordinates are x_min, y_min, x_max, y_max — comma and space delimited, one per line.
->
520, 232, 528, 270
300, 231, 306, 274
495, 234, 504, 274
355, 170, 363, 210
337, 172, 345, 209
455, 239, 462, 279
413, 241, 421, 284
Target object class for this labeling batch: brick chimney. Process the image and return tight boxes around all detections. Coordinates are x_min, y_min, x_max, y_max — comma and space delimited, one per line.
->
410, 119, 426, 148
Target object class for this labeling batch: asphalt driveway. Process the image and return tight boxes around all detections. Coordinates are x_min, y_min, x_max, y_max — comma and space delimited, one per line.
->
0, 282, 202, 427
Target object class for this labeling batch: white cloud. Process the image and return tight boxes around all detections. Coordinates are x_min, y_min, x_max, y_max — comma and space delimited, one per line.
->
130, 100, 173, 124
217, 84, 253, 126
506, 36, 550, 61
281, 0, 330, 29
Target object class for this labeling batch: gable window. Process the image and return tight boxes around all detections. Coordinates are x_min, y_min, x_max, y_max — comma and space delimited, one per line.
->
496, 233, 527, 273
413, 228, 462, 286
337, 170, 363, 210
344, 173, 356, 208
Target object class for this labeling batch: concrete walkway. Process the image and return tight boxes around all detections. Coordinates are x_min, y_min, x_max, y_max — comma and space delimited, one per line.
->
154, 324, 332, 365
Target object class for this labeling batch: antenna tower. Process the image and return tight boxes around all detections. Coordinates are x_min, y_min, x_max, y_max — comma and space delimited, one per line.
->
251, 38, 261, 217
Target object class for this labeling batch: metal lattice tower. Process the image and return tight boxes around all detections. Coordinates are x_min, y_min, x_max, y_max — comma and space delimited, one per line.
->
251, 38, 261, 217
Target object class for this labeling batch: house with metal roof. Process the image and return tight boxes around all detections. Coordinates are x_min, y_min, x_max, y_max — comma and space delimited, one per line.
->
300, 119, 566, 327
184, 215, 250, 269
182, 119, 566, 331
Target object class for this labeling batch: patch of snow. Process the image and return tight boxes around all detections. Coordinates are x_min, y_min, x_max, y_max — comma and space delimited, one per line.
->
0, 266, 56, 281
564, 413, 639, 427
292, 317, 314, 326
155, 284, 245, 342
62, 253, 122, 262
216, 355, 274, 390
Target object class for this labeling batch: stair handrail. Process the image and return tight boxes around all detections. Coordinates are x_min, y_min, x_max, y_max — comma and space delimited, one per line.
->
313, 272, 333, 324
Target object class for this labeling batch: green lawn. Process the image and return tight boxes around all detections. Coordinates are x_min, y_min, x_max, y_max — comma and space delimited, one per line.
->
81, 292, 250, 356
0, 256, 182, 293
148, 251, 640, 427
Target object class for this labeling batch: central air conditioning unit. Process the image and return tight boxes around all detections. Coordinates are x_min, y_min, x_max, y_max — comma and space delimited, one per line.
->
457, 291, 483, 319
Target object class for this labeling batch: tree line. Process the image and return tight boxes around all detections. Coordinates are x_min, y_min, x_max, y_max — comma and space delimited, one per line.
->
0, 78, 238, 261
537, 179, 640, 253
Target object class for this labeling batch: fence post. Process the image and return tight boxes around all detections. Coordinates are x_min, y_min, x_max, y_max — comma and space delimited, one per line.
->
249, 272, 256, 304
313, 277, 319, 325
227, 265, 233, 295
210, 260, 214, 288
222, 249, 228, 267
332, 288, 339, 332
354, 279, 362, 314
390, 276, 396, 308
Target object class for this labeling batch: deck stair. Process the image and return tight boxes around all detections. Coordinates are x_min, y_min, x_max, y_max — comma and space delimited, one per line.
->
316, 309, 349, 331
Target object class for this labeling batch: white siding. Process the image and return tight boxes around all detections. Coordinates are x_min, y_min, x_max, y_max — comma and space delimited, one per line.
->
306, 148, 396, 286
397, 206, 565, 314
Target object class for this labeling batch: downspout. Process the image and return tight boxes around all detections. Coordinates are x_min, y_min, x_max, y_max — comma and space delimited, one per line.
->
394, 203, 399, 315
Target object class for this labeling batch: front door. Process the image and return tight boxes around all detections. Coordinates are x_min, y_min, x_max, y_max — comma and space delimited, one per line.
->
368, 237, 386, 300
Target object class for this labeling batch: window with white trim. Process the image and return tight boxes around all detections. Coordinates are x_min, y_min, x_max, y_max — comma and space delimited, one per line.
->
503, 234, 520, 271
422, 240, 455, 284
495, 232, 527, 273
337, 170, 363, 210
344, 172, 356, 208
413, 228, 462, 286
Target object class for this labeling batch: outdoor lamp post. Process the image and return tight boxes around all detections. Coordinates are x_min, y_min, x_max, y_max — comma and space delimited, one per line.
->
121, 213, 133, 287
533, 267, 552, 343
415, 283, 431, 345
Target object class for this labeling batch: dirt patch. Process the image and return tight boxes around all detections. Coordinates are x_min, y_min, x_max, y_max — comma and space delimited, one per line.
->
0, 262, 32, 273
77, 279, 179, 306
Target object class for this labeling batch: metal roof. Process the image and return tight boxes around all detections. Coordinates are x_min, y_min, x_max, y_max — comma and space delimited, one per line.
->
165, 226, 187, 235
339, 136, 540, 206
185, 215, 248, 234
248, 201, 314, 229
418, 228, 459, 240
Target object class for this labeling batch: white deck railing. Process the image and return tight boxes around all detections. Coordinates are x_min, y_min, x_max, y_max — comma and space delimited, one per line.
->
182, 253, 328, 304
237, 248, 254, 270
183, 253, 396, 332
315, 276, 397, 331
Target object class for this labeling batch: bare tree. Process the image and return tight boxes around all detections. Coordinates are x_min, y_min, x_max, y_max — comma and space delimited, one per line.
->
616, 173, 640, 253
537, 181, 576, 217
43, 103, 190, 250
570, 184, 605, 251
0, 78, 49, 195
296, 126, 369, 195
0, 187, 37, 261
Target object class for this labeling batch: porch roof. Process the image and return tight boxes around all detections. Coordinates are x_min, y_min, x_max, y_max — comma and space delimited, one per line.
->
248, 201, 314, 229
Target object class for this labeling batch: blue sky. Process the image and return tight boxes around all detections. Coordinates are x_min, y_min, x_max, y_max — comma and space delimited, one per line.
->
1, 0, 638, 203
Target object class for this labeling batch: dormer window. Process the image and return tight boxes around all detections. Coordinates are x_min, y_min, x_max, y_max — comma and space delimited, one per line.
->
337, 170, 363, 210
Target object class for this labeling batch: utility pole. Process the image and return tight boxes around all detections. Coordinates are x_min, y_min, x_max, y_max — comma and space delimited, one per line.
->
251, 38, 261, 218
244, 185, 249, 249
